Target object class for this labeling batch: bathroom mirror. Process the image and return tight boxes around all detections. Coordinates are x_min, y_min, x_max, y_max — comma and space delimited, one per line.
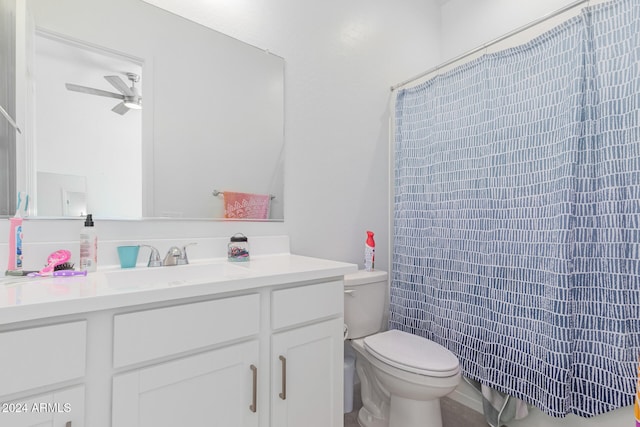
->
7, 0, 284, 220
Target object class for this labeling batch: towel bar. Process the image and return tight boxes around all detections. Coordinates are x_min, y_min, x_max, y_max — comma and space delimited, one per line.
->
212, 190, 275, 200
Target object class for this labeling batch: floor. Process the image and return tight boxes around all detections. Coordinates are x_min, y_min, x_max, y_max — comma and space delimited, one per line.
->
344, 384, 488, 427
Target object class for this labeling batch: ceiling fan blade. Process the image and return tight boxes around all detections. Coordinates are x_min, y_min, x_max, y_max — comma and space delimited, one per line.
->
104, 76, 134, 96
111, 102, 130, 115
66, 83, 124, 100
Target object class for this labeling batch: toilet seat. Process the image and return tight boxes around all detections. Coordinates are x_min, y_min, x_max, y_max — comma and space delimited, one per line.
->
364, 329, 459, 377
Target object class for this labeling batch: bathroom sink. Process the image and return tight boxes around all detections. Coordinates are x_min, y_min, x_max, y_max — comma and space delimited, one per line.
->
103, 262, 249, 289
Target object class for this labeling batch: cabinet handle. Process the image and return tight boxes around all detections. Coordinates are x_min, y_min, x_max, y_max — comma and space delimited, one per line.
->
250, 364, 257, 413
279, 355, 287, 400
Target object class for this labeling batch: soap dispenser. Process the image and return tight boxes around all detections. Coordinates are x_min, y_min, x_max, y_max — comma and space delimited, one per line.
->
79, 214, 98, 272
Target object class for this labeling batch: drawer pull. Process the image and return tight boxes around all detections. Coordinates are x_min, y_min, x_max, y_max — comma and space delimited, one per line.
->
279, 355, 287, 400
250, 364, 257, 413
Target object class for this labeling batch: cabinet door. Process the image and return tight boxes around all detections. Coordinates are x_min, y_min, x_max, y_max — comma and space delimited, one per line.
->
0, 385, 85, 427
112, 340, 259, 427
271, 318, 343, 427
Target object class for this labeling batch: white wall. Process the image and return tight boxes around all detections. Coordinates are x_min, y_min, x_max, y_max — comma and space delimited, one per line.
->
440, 0, 576, 60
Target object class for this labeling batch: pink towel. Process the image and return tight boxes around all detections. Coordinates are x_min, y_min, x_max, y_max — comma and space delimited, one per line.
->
223, 191, 271, 219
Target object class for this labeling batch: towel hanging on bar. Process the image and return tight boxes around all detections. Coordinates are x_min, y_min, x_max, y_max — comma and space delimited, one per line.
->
213, 190, 272, 219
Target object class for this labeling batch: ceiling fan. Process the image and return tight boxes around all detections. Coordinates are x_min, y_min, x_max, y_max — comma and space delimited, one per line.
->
65, 72, 142, 115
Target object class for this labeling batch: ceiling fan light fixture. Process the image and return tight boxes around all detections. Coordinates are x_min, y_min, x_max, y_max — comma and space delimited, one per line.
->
66, 72, 142, 114
124, 97, 142, 110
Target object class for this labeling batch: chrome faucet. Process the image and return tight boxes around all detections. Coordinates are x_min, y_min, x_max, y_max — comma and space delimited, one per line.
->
141, 243, 197, 267
163, 246, 183, 266
141, 245, 163, 267
163, 243, 197, 266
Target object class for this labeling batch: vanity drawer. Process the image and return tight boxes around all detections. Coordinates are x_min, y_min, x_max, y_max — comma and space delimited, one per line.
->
0, 321, 87, 396
271, 281, 343, 330
113, 294, 260, 368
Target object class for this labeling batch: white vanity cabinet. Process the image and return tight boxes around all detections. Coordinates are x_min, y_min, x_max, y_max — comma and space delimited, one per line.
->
270, 281, 344, 427
0, 254, 356, 427
271, 318, 343, 427
110, 280, 344, 427
111, 294, 261, 427
112, 341, 259, 427
0, 321, 87, 427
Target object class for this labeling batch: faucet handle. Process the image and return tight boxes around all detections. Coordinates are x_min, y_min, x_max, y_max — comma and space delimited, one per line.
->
179, 242, 197, 265
141, 245, 162, 267
163, 246, 182, 266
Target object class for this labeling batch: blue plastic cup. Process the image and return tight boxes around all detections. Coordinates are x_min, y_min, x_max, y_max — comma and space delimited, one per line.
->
117, 245, 140, 269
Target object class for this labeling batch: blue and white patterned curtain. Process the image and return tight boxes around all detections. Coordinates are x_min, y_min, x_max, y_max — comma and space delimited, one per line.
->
391, 0, 640, 417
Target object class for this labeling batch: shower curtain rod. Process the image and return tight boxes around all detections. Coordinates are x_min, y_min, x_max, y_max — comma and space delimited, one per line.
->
390, 0, 591, 91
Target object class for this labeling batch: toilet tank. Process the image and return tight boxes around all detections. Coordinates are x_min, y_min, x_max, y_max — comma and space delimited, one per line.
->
344, 270, 388, 339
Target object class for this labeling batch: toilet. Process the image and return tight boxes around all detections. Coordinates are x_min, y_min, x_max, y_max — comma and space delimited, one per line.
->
344, 270, 461, 427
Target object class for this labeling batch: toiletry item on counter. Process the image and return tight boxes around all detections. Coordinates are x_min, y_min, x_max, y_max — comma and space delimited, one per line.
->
5, 269, 37, 276
364, 230, 375, 272
26, 270, 81, 278
53, 269, 87, 277
79, 214, 98, 272
6, 192, 28, 274
24, 251, 85, 278
7, 217, 23, 271
228, 233, 250, 262
117, 245, 140, 269
27, 249, 72, 277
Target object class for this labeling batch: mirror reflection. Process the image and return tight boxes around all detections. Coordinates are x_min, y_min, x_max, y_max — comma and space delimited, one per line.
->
16, 0, 285, 220
34, 33, 143, 218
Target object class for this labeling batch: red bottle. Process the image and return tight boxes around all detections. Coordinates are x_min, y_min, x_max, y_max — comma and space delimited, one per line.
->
364, 231, 375, 271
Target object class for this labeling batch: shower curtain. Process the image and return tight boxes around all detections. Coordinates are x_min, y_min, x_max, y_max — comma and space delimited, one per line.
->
390, 0, 640, 418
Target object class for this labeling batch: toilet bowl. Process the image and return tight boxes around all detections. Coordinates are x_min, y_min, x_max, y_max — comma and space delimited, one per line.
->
344, 270, 461, 427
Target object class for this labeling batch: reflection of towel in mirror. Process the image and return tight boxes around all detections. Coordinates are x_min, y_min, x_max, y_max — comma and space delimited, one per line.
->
223, 191, 270, 219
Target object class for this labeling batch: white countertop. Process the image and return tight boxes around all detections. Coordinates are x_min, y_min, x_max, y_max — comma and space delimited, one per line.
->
0, 254, 357, 325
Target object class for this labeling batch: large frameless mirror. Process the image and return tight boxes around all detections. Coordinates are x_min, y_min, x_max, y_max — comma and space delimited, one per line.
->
4, 0, 284, 220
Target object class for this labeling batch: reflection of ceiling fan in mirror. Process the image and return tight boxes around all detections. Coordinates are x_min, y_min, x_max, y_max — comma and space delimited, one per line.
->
65, 72, 142, 115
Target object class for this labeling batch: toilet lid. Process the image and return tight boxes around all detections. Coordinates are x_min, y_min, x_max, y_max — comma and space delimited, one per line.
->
364, 329, 459, 377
